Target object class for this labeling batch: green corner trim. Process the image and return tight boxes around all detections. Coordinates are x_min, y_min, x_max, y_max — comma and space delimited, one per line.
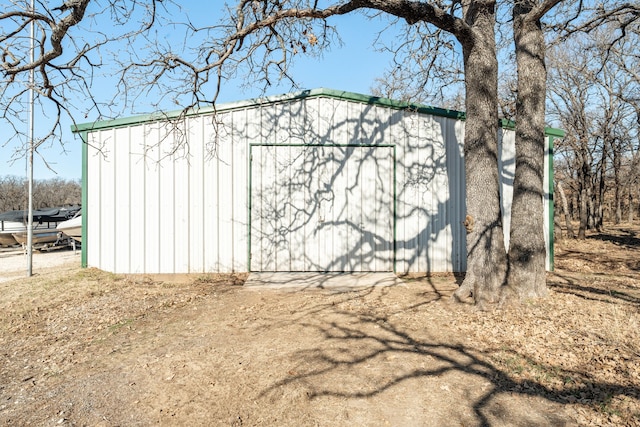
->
544, 127, 565, 138
80, 131, 88, 268
393, 144, 397, 274
247, 145, 253, 272
548, 136, 555, 271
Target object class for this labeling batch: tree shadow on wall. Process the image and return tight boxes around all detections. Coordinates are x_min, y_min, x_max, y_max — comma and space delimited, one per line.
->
246, 96, 465, 274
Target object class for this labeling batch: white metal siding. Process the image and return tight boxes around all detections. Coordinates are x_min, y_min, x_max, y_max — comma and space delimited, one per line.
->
499, 129, 515, 253
86, 117, 249, 274
394, 110, 466, 273
84, 90, 551, 275
250, 145, 394, 272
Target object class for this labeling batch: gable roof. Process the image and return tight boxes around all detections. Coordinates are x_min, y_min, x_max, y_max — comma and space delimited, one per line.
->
72, 87, 564, 137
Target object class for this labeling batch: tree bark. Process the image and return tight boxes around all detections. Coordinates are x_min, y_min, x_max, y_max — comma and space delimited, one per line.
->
613, 144, 623, 224
578, 188, 587, 238
577, 156, 589, 239
595, 132, 608, 230
557, 179, 575, 238
507, 1, 548, 300
587, 187, 596, 229
452, 1, 508, 308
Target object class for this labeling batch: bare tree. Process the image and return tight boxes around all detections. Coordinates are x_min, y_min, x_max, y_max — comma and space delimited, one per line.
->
548, 16, 640, 235
0, 0, 167, 172
604, 25, 640, 224
368, 17, 465, 108
1, 0, 510, 307
504, 0, 564, 300
3, 0, 639, 307
555, 175, 575, 238
368, 1, 638, 301
0, 175, 26, 211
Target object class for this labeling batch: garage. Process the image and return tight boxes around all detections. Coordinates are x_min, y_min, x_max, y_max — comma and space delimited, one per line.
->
250, 144, 394, 272
75, 88, 559, 275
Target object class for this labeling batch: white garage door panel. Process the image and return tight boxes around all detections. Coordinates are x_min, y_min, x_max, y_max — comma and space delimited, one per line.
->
251, 145, 394, 272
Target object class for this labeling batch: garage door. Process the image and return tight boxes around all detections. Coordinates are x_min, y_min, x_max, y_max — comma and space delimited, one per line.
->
250, 144, 394, 272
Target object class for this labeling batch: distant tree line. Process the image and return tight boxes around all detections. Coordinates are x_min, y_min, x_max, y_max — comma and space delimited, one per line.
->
0, 176, 81, 213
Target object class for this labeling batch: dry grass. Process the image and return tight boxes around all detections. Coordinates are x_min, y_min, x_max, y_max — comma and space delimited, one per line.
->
0, 224, 638, 426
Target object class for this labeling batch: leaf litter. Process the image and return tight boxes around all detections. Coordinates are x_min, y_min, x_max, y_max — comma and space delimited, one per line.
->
0, 224, 638, 426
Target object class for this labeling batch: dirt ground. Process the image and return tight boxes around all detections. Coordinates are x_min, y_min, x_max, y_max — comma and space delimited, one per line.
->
0, 225, 639, 426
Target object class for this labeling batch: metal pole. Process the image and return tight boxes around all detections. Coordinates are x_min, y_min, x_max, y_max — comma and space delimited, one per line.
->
26, 0, 35, 276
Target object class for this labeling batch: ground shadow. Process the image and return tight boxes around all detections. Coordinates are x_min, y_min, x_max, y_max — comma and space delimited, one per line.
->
587, 230, 640, 249
253, 288, 638, 425
548, 271, 640, 306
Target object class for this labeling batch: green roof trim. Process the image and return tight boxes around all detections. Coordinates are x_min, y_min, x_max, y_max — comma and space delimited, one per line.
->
499, 118, 565, 138
71, 87, 564, 137
316, 88, 466, 120
543, 127, 565, 138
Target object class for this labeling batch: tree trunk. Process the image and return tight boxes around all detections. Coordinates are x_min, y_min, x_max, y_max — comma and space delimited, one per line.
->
554, 214, 562, 241
613, 147, 622, 224
615, 194, 622, 224
576, 148, 590, 239
507, 1, 547, 300
578, 183, 588, 239
557, 179, 575, 238
596, 145, 607, 231
587, 187, 596, 230
629, 192, 634, 224
452, 1, 508, 308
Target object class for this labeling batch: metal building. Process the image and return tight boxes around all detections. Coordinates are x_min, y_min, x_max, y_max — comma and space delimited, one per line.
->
74, 88, 562, 275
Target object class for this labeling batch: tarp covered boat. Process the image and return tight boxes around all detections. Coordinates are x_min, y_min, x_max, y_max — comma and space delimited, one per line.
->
0, 206, 81, 247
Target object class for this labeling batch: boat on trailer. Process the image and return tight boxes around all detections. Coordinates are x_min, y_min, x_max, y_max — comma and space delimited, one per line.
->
0, 206, 81, 247
12, 228, 62, 245
0, 221, 23, 246
56, 212, 82, 242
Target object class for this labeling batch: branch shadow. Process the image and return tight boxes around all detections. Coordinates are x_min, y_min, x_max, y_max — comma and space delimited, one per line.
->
587, 231, 640, 251
245, 95, 466, 275
548, 271, 640, 306
255, 292, 638, 425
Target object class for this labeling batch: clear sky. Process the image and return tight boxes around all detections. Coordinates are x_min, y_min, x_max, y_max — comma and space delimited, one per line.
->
1, 5, 401, 181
